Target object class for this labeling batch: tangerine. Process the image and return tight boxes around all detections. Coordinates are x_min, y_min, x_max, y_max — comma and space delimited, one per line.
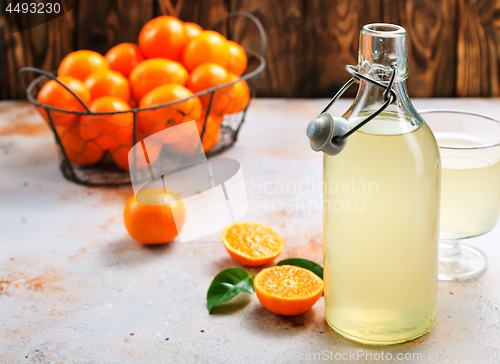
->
221, 222, 285, 266
138, 84, 202, 137
58, 50, 108, 81
56, 125, 104, 166
184, 22, 202, 41
254, 265, 324, 316
36, 76, 90, 128
186, 63, 231, 113
111, 136, 162, 171
105, 43, 145, 78
124, 189, 186, 244
182, 30, 230, 71
224, 73, 250, 114
84, 69, 131, 102
79, 96, 133, 151
196, 112, 223, 152
226, 40, 247, 76
164, 112, 222, 156
129, 58, 188, 102
139, 16, 188, 61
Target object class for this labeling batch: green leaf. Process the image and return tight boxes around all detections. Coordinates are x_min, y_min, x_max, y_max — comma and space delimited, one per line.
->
275, 258, 324, 279
207, 268, 255, 313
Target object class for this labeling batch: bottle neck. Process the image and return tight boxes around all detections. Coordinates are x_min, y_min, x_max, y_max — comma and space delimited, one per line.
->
358, 23, 409, 82
346, 79, 408, 115
344, 79, 423, 135
345, 23, 417, 126
340, 23, 423, 135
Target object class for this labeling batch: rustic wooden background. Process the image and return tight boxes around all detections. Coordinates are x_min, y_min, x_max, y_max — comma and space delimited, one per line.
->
2, 0, 500, 99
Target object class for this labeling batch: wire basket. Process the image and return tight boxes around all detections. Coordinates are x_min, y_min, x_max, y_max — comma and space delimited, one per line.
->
18, 11, 266, 187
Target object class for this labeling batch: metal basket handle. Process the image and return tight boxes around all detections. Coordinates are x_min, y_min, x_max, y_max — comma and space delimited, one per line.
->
17, 67, 91, 113
209, 11, 266, 58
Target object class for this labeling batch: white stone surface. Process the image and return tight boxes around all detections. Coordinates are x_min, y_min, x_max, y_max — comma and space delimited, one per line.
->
0, 99, 499, 363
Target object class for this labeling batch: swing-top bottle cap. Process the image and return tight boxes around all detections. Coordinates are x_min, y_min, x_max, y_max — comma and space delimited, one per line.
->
306, 113, 349, 156
307, 23, 405, 157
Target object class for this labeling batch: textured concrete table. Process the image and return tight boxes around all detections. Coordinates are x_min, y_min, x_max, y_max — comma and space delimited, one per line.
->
1, 99, 499, 364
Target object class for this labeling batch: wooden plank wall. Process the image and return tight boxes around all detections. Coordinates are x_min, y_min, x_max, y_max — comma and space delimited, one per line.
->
2, 0, 500, 99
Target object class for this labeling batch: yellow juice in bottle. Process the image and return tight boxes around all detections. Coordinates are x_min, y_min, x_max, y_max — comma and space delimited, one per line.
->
323, 113, 440, 345
437, 132, 500, 238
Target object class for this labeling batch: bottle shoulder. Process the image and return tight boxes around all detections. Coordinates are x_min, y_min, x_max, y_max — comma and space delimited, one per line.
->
343, 82, 425, 136
347, 111, 422, 136
324, 120, 440, 164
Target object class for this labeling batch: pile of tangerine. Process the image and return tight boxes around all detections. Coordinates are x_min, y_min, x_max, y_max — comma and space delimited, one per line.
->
36, 16, 250, 170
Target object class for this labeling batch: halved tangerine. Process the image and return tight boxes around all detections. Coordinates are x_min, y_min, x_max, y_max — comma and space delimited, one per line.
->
221, 222, 284, 266
254, 265, 324, 316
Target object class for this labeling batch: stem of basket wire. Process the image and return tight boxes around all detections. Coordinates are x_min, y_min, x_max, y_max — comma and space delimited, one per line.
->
18, 67, 91, 113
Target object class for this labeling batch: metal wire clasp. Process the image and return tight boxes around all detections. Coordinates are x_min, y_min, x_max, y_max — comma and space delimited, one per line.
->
306, 63, 398, 156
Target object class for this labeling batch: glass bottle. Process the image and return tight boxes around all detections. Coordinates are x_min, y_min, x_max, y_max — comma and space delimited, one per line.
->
322, 24, 440, 345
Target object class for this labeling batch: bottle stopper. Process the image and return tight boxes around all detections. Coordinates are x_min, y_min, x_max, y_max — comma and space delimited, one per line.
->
306, 113, 349, 156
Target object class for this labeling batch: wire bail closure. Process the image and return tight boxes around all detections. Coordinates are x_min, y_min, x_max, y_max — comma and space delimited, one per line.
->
306, 63, 398, 156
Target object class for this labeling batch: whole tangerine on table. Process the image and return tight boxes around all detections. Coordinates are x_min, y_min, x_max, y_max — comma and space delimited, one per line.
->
186, 63, 231, 114
129, 58, 188, 103
139, 15, 188, 62
254, 265, 324, 316
79, 96, 133, 151
36, 76, 90, 128
104, 43, 145, 78
58, 50, 108, 81
183, 30, 230, 71
138, 84, 202, 137
84, 69, 131, 102
124, 189, 186, 245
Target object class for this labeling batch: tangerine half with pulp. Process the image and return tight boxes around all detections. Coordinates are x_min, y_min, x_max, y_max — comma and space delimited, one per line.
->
254, 265, 324, 316
221, 222, 285, 266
